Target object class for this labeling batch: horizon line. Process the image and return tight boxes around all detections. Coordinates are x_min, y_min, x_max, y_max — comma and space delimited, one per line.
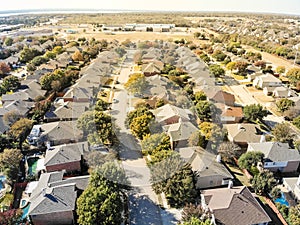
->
0, 8, 299, 17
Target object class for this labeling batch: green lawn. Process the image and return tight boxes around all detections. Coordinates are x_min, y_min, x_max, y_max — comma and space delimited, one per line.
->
227, 164, 251, 187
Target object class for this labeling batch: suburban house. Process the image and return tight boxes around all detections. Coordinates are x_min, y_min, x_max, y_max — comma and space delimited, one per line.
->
152, 104, 194, 125
201, 186, 271, 225
253, 73, 282, 89
142, 62, 162, 77
163, 121, 198, 149
283, 175, 300, 202
27, 121, 83, 147
271, 86, 297, 98
178, 147, 233, 189
28, 171, 89, 225
44, 99, 89, 122
210, 90, 235, 106
44, 142, 89, 173
215, 103, 243, 124
225, 123, 264, 148
145, 75, 179, 101
247, 142, 300, 173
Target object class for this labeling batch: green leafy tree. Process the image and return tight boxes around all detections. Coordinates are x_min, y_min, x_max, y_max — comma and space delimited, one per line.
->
287, 68, 300, 86
212, 50, 227, 62
243, 104, 268, 122
95, 98, 110, 111
20, 47, 42, 63
31, 55, 48, 66
218, 142, 241, 163
92, 111, 114, 145
226, 61, 237, 71
77, 110, 114, 145
238, 151, 264, 171
76, 162, 129, 225
130, 114, 154, 140
0, 149, 22, 184
125, 107, 154, 128
194, 91, 207, 103
276, 66, 286, 74
272, 123, 295, 143
194, 101, 218, 122
77, 184, 123, 225
293, 116, 300, 129
289, 204, 300, 225
1, 75, 20, 92
4, 37, 13, 46
150, 153, 196, 208
199, 122, 224, 144
181, 218, 211, 225
77, 111, 96, 136
251, 170, 276, 195
115, 47, 126, 57
8, 118, 33, 148
124, 73, 148, 95
141, 133, 171, 155
276, 98, 295, 113
39, 71, 63, 91
209, 64, 225, 77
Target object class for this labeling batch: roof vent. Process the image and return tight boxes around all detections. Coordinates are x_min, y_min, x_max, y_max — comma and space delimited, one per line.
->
216, 155, 221, 163
41, 188, 46, 197
228, 180, 233, 189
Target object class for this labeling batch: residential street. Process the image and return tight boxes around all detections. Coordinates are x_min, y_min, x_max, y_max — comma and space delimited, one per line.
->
111, 50, 178, 225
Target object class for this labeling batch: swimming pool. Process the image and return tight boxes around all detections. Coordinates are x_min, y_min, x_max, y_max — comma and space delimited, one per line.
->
22, 203, 30, 220
27, 158, 39, 176
0, 175, 6, 189
275, 192, 289, 207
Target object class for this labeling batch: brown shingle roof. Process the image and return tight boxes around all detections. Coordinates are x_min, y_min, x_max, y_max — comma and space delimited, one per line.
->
203, 186, 271, 225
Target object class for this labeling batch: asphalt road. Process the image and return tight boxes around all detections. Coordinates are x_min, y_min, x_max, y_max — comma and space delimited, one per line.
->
111, 49, 178, 224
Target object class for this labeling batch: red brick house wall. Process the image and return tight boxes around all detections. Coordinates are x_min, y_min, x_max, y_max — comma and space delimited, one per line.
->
30, 211, 74, 225
46, 161, 81, 173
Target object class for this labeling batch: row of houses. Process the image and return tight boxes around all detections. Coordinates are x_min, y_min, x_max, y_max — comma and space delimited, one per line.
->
21, 50, 120, 225
103, 23, 175, 32
136, 45, 273, 225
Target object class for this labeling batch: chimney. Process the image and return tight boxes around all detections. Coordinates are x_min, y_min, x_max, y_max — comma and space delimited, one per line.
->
260, 135, 266, 143
297, 175, 300, 186
41, 188, 46, 197
238, 124, 242, 130
46, 141, 51, 150
228, 180, 233, 189
216, 155, 221, 163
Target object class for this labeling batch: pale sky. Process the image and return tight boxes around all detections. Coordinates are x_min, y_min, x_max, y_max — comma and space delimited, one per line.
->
1, 0, 300, 15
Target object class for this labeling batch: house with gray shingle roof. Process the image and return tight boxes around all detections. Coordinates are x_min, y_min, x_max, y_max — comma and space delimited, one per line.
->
27, 121, 83, 147
247, 142, 300, 173
28, 171, 89, 225
163, 120, 198, 149
44, 99, 89, 122
44, 142, 88, 173
225, 123, 263, 148
178, 147, 233, 189
152, 104, 194, 125
201, 186, 271, 225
